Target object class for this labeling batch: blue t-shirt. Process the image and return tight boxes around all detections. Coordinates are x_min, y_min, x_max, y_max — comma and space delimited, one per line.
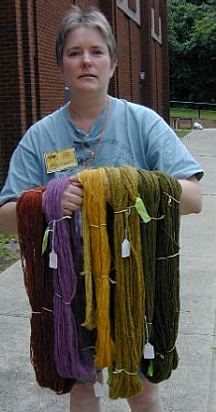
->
0, 96, 203, 205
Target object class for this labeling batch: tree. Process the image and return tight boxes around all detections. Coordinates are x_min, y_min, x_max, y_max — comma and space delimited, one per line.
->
168, 0, 216, 102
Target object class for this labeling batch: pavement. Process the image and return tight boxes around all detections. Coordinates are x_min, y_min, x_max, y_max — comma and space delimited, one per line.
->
0, 128, 215, 412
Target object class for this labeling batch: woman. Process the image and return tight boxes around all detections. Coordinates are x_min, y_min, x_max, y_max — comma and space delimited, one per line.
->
0, 5, 203, 412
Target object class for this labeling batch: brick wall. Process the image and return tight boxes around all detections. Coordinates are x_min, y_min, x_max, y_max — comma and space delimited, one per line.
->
99, 0, 117, 97
140, 0, 169, 122
130, 20, 141, 103
35, 0, 72, 116
0, 0, 169, 188
116, 9, 131, 100
0, 0, 22, 187
160, 0, 170, 122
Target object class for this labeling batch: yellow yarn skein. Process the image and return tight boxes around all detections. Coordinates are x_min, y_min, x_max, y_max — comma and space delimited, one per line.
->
79, 168, 114, 368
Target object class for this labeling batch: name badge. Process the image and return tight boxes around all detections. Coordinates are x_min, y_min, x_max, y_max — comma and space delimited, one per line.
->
44, 149, 78, 173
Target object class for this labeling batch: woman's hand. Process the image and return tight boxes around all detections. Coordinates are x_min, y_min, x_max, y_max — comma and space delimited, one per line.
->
61, 176, 84, 216
179, 175, 202, 215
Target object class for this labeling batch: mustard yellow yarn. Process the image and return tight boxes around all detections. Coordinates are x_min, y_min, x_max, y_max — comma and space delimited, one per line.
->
78, 168, 114, 368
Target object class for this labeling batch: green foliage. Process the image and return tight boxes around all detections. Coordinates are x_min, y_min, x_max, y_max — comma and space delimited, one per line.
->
189, 6, 216, 53
0, 232, 7, 258
168, 0, 216, 102
175, 130, 189, 138
170, 108, 216, 120
0, 231, 19, 260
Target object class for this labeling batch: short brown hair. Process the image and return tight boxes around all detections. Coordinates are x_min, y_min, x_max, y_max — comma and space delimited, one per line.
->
55, 5, 117, 67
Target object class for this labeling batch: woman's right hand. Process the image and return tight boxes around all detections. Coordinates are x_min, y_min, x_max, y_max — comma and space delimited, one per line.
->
61, 176, 84, 216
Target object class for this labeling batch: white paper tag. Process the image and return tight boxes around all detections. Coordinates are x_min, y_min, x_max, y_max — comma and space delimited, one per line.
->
143, 343, 155, 359
49, 251, 58, 269
93, 381, 105, 398
121, 238, 130, 258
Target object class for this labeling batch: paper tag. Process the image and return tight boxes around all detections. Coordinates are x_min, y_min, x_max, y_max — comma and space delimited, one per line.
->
49, 251, 58, 269
143, 343, 155, 359
121, 238, 130, 258
93, 381, 105, 398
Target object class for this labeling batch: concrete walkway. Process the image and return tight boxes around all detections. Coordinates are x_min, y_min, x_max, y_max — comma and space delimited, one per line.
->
0, 129, 215, 412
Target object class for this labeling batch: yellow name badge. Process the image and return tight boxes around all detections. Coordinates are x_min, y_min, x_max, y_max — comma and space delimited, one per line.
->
44, 149, 78, 173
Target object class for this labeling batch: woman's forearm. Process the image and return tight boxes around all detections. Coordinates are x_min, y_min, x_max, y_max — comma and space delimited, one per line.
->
179, 176, 202, 215
0, 202, 17, 235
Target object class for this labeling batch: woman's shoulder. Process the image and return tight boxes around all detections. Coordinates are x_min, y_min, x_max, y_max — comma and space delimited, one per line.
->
110, 96, 161, 119
29, 104, 68, 132
19, 104, 69, 147
109, 97, 164, 135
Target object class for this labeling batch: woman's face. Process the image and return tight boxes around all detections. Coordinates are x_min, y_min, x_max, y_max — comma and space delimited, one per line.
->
61, 26, 116, 98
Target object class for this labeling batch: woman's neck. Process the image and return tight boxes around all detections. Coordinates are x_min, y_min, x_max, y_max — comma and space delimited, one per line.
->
68, 94, 108, 132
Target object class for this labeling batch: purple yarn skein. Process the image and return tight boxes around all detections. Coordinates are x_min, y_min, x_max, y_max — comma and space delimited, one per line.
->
43, 176, 94, 381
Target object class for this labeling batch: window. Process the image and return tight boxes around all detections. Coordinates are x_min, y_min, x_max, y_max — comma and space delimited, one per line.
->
117, 0, 141, 26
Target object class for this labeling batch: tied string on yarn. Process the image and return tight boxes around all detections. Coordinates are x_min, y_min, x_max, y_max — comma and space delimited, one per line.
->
105, 166, 145, 400
16, 188, 74, 394
43, 177, 95, 381
140, 171, 182, 382
78, 168, 114, 369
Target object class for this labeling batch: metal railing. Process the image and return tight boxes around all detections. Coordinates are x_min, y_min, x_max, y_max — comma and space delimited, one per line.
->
170, 100, 216, 119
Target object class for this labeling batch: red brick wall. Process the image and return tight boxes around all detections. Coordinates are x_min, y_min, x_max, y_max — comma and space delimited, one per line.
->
76, 0, 99, 6
35, 0, 71, 116
99, 0, 117, 97
140, 0, 169, 122
0, 0, 22, 187
130, 20, 141, 103
114, 8, 142, 103
116, 9, 131, 100
160, 0, 170, 122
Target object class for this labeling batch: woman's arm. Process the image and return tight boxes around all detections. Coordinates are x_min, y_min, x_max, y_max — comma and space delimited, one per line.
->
0, 175, 202, 235
0, 177, 84, 236
179, 175, 202, 215
0, 202, 17, 235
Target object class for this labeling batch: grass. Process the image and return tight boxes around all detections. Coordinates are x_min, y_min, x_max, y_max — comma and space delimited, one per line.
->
0, 231, 20, 272
175, 129, 189, 138
170, 108, 216, 120
0, 231, 9, 258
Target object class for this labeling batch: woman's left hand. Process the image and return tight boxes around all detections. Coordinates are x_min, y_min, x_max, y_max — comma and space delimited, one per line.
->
61, 176, 84, 216
179, 175, 202, 215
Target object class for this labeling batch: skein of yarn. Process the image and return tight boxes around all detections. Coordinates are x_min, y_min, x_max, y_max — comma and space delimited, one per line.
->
43, 177, 95, 381
17, 167, 182, 399
17, 188, 75, 393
